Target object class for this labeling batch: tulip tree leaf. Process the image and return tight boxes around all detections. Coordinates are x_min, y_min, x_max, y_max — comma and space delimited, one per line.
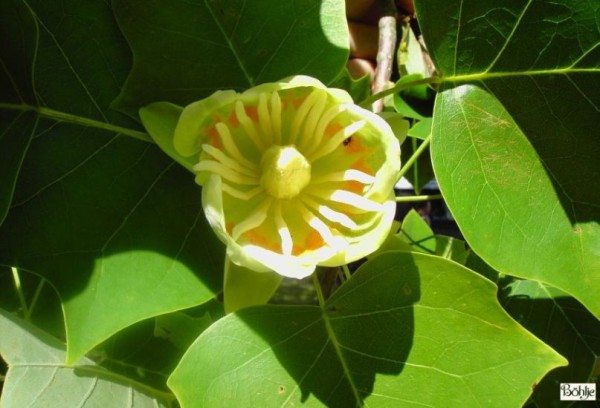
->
168, 252, 565, 407
0, 309, 174, 407
500, 279, 600, 408
0, 0, 38, 225
398, 208, 436, 253
0, 0, 224, 363
416, 0, 600, 316
112, 0, 349, 117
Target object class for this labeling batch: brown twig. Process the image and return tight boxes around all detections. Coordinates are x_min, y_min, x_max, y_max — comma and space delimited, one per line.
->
371, 0, 397, 112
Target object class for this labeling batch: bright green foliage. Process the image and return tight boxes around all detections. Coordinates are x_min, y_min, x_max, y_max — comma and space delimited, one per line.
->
0, 0, 598, 406
0, 309, 174, 407
168, 252, 565, 407
417, 0, 600, 317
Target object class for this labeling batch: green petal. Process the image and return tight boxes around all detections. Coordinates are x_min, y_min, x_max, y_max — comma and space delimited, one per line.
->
139, 102, 197, 172
174, 90, 238, 157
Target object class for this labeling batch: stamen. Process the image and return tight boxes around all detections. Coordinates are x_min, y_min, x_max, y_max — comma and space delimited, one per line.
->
215, 123, 258, 171
306, 104, 347, 155
232, 197, 273, 240
308, 120, 366, 162
257, 93, 273, 145
301, 196, 357, 229
299, 204, 342, 249
202, 144, 257, 177
221, 184, 263, 200
235, 101, 265, 151
311, 169, 376, 185
299, 91, 328, 151
194, 161, 258, 185
329, 190, 382, 212
289, 89, 321, 144
275, 202, 293, 255
271, 92, 282, 145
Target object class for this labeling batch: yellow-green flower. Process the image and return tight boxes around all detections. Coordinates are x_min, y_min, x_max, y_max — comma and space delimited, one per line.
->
173, 76, 400, 278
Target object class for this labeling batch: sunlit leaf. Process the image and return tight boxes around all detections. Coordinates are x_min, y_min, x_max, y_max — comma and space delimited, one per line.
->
168, 252, 565, 407
0, 309, 174, 407
416, 0, 600, 316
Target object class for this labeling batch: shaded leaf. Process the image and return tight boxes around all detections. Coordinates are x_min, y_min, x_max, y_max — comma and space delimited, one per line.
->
500, 279, 600, 407
0, 309, 174, 407
392, 74, 435, 120
112, 0, 349, 117
0, 0, 224, 363
416, 0, 600, 316
0, 0, 38, 225
168, 252, 565, 407
400, 136, 435, 194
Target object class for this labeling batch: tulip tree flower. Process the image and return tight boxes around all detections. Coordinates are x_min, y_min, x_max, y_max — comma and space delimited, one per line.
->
142, 76, 400, 280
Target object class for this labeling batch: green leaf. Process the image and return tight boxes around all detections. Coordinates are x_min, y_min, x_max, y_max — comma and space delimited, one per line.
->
400, 136, 435, 194
392, 74, 435, 120
398, 208, 436, 253
154, 311, 213, 351
397, 23, 430, 78
500, 279, 600, 407
168, 252, 565, 407
223, 258, 283, 314
407, 117, 432, 140
112, 0, 349, 117
416, 0, 600, 316
0, 0, 224, 363
0, 0, 38, 225
0, 309, 174, 407
435, 235, 469, 264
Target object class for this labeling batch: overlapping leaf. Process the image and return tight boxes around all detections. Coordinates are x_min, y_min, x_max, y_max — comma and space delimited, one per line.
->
501, 279, 600, 407
416, 0, 600, 316
112, 0, 349, 117
168, 252, 565, 407
0, 309, 174, 407
0, 0, 224, 363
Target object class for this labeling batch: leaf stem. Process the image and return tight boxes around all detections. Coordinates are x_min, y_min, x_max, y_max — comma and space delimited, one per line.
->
395, 194, 443, 202
28, 278, 47, 317
396, 134, 431, 182
11, 267, 30, 321
342, 264, 352, 281
312, 272, 326, 307
359, 76, 441, 108
0, 103, 152, 142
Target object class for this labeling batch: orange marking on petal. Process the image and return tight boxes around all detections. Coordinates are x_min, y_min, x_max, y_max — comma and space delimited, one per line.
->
325, 122, 343, 137
226, 222, 235, 234
293, 94, 307, 109
207, 126, 222, 148
305, 230, 325, 251
344, 180, 365, 194
242, 228, 268, 247
245, 106, 259, 122
292, 244, 304, 256
228, 109, 239, 127
344, 135, 366, 153
351, 159, 374, 176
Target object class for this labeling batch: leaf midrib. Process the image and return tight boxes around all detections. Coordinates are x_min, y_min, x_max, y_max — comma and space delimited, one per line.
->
0, 102, 151, 142
444, 67, 597, 83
